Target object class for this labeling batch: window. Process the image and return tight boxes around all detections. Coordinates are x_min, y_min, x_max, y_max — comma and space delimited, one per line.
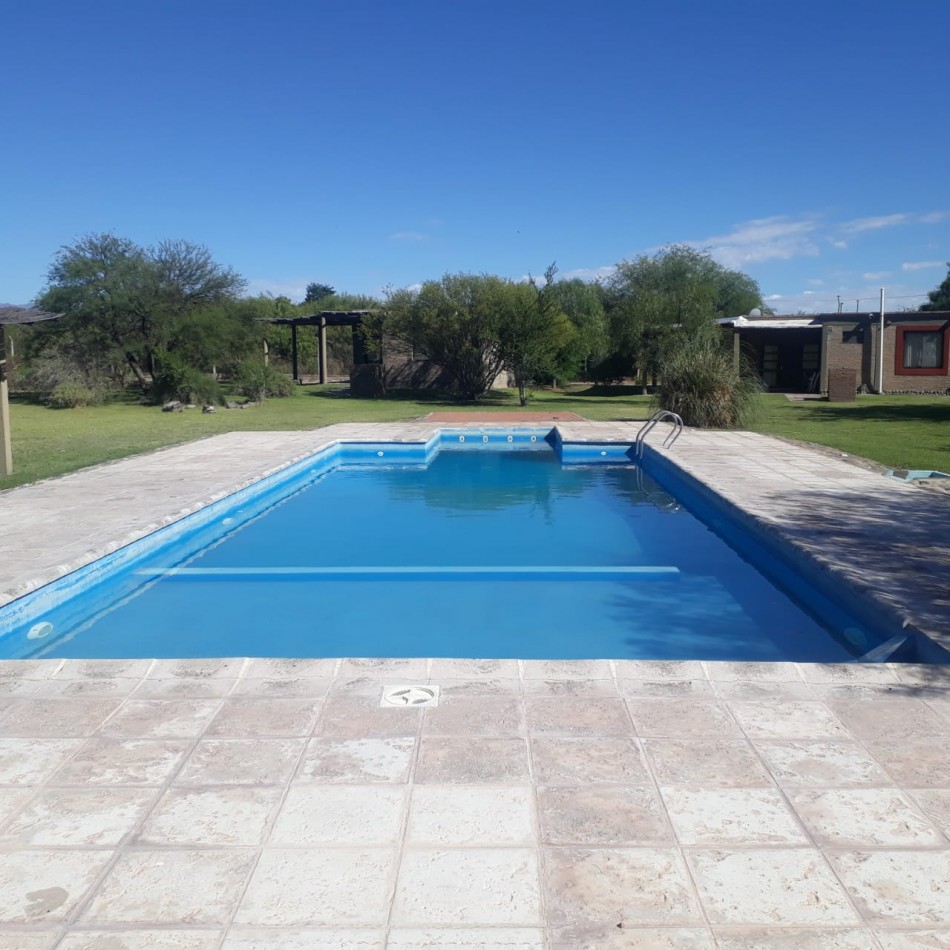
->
895, 325, 949, 376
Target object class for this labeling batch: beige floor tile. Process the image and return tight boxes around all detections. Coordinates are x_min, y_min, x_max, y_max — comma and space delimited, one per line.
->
0, 850, 114, 923
626, 699, 741, 738
81, 849, 255, 925
620, 678, 715, 698
416, 737, 530, 784
0, 935, 59, 950
866, 739, 950, 787
614, 660, 707, 682
531, 737, 650, 785
538, 786, 672, 846
789, 788, 945, 847
316, 697, 422, 738
543, 847, 702, 927
393, 848, 541, 926
829, 850, 950, 923
0, 698, 120, 737
428, 658, 520, 679
421, 696, 524, 736
98, 699, 221, 738
523, 678, 620, 697
389, 930, 544, 949
662, 787, 808, 846
754, 740, 893, 787
235, 848, 396, 926
296, 736, 414, 784
407, 786, 534, 846
686, 849, 858, 925
0, 738, 82, 784
205, 698, 321, 737
175, 738, 304, 785
0, 788, 154, 846
0, 788, 38, 823
525, 698, 632, 737
643, 738, 772, 787
59, 933, 221, 949
50, 738, 190, 786
827, 699, 950, 740
269, 785, 407, 845
874, 932, 950, 949
522, 660, 612, 680
137, 786, 283, 845
240, 657, 338, 681
230, 676, 334, 698
548, 928, 714, 949
727, 701, 850, 739
908, 789, 950, 837
223, 932, 383, 949
712, 928, 878, 949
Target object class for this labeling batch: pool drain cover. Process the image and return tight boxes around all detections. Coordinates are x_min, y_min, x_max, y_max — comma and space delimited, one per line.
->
380, 685, 440, 708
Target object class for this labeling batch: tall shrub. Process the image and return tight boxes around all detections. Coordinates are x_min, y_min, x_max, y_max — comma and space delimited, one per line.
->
656, 336, 762, 428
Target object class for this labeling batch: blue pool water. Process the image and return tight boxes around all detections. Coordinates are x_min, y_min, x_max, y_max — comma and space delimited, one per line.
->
0, 433, 890, 661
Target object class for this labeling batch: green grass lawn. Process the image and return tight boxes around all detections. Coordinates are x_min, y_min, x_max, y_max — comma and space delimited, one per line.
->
3, 387, 948, 491
749, 394, 950, 473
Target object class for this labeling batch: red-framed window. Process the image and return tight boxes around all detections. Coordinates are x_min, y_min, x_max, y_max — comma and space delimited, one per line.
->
895, 324, 950, 376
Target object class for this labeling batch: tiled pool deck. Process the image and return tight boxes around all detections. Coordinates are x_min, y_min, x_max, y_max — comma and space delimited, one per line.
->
1, 421, 949, 948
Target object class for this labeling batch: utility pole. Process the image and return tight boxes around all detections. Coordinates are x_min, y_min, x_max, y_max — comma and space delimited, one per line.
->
877, 287, 886, 394
836, 295, 843, 313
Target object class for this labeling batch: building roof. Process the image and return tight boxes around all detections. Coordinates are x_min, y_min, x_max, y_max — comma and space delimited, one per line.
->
0, 304, 62, 326
718, 310, 950, 329
265, 310, 375, 328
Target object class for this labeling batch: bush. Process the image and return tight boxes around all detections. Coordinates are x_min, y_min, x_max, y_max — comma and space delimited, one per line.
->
656, 336, 762, 428
47, 382, 100, 408
233, 361, 296, 401
150, 352, 224, 405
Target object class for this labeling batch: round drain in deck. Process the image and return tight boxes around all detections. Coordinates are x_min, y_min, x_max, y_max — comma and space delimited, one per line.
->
380, 685, 440, 707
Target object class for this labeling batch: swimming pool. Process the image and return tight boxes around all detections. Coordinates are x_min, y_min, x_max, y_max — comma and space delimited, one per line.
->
0, 428, 904, 662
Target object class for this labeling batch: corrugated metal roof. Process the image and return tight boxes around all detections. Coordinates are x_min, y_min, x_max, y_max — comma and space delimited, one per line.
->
0, 305, 62, 326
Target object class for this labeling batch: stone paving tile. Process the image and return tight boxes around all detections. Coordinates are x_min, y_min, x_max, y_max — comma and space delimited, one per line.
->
98, 699, 221, 738
0, 849, 115, 924
908, 789, 950, 836
406, 786, 534, 846
787, 788, 947, 848
752, 739, 894, 788
317, 697, 422, 738
538, 786, 673, 846
51, 738, 190, 786
222, 933, 384, 950
0, 698, 120, 737
137, 786, 284, 846
269, 785, 407, 845
295, 736, 415, 784
204, 698, 321, 737
524, 697, 633, 736
0, 935, 59, 950
542, 847, 702, 927
642, 738, 773, 787
548, 928, 715, 949
826, 698, 950, 740
389, 930, 544, 949
685, 849, 858, 925
865, 739, 950, 787
661, 787, 808, 846
874, 933, 950, 949
174, 738, 304, 786
727, 701, 851, 739
415, 737, 530, 784
428, 658, 520, 679
530, 737, 650, 785
392, 848, 541, 926
421, 695, 524, 736
235, 848, 397, 926
0, 787, 155, 847
711, 929, 879, 949
626, 699, 742, 738
58, 933, 222, 949
81, 849, 257, 926
0, 738, 82, 784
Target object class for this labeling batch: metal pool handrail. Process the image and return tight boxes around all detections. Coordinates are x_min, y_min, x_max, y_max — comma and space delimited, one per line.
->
635, 410, 683, 458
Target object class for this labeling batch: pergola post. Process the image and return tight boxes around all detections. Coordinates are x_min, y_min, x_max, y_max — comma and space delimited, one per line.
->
0, 328, 12, 476
291, 324, 299, 382
318, 316, 328, 384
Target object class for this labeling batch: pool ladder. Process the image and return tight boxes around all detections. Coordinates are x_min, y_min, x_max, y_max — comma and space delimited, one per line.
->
635, 410, 684, 459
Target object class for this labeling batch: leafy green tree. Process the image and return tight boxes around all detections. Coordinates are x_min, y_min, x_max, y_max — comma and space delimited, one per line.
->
604, 245, 764, 389
304, 282, 336, 303
498, 265, 576, 406
920, 263, 950, 311
548, 278, 609, 382
381, 274, 508, 400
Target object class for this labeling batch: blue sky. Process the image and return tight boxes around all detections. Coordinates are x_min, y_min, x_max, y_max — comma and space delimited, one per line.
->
4, 0, 949, 314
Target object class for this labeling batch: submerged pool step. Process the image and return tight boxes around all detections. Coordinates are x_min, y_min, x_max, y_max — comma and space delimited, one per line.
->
135, 565, 681, 582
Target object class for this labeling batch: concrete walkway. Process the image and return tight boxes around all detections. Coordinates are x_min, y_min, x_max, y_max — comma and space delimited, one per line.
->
0, 422, 949, 946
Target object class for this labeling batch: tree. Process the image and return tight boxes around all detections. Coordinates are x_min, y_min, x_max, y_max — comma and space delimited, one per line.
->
604, 245, 764, 389
304, 282, 336, 303
34, 233, 246, 393
498, 265, 576, 406
548, 278, 609, 381
920, 263, 950, 311
381, 273, 509, 400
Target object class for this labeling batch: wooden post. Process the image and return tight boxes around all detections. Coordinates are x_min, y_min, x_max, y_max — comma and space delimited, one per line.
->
0, 327, 12, 475
318, 316, 328, 384
291, 324, 299, 382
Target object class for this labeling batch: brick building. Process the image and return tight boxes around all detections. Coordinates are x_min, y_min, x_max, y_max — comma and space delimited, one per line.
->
718, 311, 950, 395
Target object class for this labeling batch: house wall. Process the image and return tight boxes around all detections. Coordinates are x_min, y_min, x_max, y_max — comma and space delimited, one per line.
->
879, 318, 950, 393
823, 321, 871, 391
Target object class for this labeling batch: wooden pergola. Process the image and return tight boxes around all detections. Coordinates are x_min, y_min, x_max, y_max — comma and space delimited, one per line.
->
0, 305, 63, 476
266, 310, 373, 384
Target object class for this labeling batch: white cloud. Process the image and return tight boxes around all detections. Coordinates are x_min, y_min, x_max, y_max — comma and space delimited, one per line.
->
919, 211, 949, 224
840, 210, 949, 234
390, 231, 426, 241
807, 278, 825, 286
902, 260, 946, 271
690, 215, 821, 268
766, 293, 783, 300
561, 265, 617, 282
862, 271, 891, 280
829, 239, 848, 249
